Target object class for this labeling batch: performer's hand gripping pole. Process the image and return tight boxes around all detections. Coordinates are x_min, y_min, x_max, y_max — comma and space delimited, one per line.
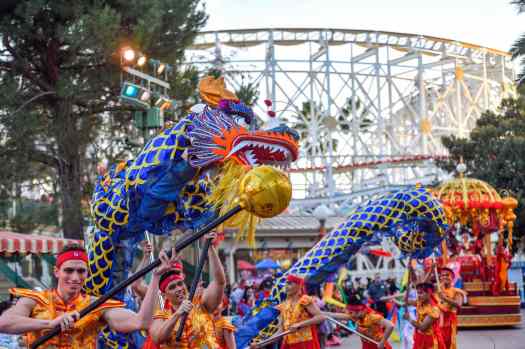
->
145, 231, 165, 310
175, 237, 213, 340
31, 165, 292, 349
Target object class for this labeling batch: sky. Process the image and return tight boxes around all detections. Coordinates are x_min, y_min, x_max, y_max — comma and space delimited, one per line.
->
203, 0, 523, 53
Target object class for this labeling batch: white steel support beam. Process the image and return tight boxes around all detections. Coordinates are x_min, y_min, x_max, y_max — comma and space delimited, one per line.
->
185, 28, 515, 206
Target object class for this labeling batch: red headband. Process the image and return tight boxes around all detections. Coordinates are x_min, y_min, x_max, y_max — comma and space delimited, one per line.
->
416, 283, 435, 293
56, 250, 88, 268
286, 274, 304, 285
439, 267, 455, 277
159, 273, 185, 292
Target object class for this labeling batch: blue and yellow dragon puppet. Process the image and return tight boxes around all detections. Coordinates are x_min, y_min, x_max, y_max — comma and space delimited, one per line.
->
86, 76, 449, 348
86, 76, 299, 347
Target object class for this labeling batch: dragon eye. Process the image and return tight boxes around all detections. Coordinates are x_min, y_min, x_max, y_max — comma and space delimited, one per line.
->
234, 115, 249, 128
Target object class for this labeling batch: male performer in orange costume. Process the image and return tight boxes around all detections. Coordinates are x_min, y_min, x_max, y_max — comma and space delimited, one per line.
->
325, 293, 394, 349
437, 268, 463, 349
149, 233, 226, 349
274, 274, 324, 349
404, 282, 445, 349
0, 243, 172, 349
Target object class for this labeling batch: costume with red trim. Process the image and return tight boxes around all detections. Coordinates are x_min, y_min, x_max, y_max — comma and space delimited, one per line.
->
346, 304, 392, 349
412, 285, 445, 349
146, 295, 218, 349
276, 275, 320, 349
9, 288, 123, 349
437, 268, 463, 349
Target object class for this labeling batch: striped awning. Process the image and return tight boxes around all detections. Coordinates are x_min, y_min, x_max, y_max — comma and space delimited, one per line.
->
0, 231, 82, 254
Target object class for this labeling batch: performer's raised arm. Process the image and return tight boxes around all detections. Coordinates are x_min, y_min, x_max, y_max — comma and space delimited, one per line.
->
147, 233, 225, 348
202, 232, 227, 313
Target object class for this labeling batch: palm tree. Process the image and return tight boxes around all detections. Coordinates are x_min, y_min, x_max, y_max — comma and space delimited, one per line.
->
235, 81, 260, 107
511, 0, 525, 84
292, 101, 338, 157
337, 97, 372, 133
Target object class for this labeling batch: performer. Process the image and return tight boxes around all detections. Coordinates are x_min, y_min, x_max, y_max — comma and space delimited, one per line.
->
0, 243, 171, 349
325, 293, 394, 349
492, 241, 512, 295
213, 297, 236, 349
404, 282, 445, 349
149, 232, 227, 349
274, 274, 324, 349
437, 268, 463, 349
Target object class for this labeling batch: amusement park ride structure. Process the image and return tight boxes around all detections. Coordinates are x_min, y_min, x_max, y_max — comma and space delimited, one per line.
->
184, 28, 516, 279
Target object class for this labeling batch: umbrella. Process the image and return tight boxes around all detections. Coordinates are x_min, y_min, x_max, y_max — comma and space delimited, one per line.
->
256, 258, 280, 269
237, 260, 256, 270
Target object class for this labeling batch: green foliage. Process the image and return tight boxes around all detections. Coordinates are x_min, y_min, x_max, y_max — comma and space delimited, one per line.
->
235, 81, 260, 107
437, 96, 525, 251
10, 199, 59, 233
168, 65, 201, 120
337, 97, 372, 133
0, 0, 207, 238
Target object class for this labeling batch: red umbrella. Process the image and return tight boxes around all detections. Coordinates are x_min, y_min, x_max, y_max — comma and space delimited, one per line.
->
237, 260, 256, 270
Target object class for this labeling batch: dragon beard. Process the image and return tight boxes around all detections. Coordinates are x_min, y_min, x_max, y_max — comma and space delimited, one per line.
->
206, 159, 260, 247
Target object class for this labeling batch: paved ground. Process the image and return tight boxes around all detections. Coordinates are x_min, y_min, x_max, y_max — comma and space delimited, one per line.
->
339, 312, 525, 349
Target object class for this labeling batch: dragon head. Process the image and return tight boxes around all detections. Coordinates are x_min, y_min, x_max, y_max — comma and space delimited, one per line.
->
186, 77, 299, 170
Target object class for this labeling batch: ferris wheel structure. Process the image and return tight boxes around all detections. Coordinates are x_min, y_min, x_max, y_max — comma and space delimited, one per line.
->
184, 28, 515, 214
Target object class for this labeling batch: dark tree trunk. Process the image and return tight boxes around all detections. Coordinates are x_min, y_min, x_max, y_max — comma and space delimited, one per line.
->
55, 98, 84, 240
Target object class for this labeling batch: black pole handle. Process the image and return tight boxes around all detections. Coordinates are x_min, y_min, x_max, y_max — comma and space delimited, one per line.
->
175, 237, 212, 340
30, 205, 243, 349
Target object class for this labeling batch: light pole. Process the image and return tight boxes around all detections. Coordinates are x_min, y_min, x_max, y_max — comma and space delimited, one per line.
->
118, 47, 175, 144
313, 204, 334, 240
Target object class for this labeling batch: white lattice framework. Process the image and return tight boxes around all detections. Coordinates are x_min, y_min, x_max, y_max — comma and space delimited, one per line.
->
184, 28, 515, 217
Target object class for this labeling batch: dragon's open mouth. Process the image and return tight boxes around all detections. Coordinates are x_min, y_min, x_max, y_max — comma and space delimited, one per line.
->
227, 133, 298, 168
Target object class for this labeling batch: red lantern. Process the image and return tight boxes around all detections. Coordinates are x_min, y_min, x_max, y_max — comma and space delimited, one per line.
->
493, 201, 503, 209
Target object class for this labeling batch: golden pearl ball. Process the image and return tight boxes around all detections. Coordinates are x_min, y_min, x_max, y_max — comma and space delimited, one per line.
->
239, 166, 292, 218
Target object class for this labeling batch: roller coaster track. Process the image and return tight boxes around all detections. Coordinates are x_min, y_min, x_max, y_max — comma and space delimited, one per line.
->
289, 154, 449, 173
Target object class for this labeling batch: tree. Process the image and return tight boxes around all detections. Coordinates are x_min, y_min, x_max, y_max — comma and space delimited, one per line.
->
437, 94, 525, 252
292, 101, 338, 157
337, 97, 372, 133
0, 0, 207, 239
235, 78, 260, 107
511, 0, 525, 84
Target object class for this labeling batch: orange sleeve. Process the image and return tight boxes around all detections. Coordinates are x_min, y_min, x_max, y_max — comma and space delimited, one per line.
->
368, 313, 384, 326
298, 295, 313, 306
216, 317, 236, 332
92, 298, 125, 315
9, 288, 49, 306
